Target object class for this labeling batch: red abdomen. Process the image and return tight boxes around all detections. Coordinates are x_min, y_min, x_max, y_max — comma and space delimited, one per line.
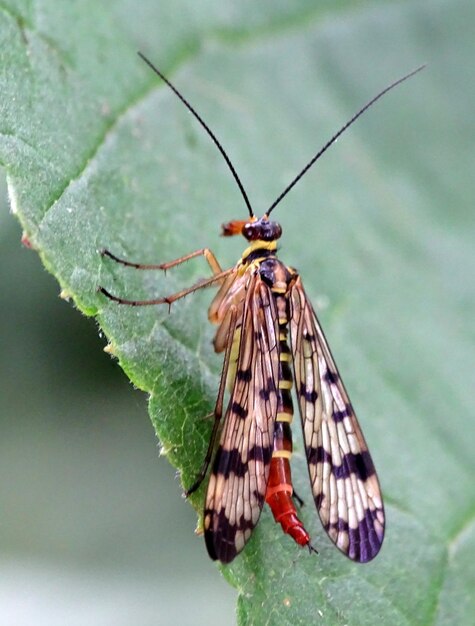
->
265, 456, 310, 547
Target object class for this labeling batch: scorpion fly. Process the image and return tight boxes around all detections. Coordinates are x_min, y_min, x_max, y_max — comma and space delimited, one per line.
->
100, 54, 424, 563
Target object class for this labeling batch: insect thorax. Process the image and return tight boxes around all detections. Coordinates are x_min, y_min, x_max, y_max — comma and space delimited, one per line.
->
240, 242, 297, 295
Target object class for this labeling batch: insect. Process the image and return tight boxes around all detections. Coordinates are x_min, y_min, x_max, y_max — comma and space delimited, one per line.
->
100, 54, 424, 563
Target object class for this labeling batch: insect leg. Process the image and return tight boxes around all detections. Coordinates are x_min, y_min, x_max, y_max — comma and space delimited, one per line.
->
101, 248, 222, 275
292, 490, 305, 508
185, 306, 238, 496
99, 268, 234, 307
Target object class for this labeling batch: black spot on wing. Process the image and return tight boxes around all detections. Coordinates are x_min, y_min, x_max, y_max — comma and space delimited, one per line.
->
348, 508, 384, 563
303, 330, 315, 342
299, 381, 318, 403
307, 445, 332, 466
231, 401, 248, 419
212, 445, 273, 478
333, 451, 375, 482
322, 508, 384, 562
305, 420, 375, 480
259, 388, 270, 401
333, 404, 353, 422
324, 369, 339, 384
324, 517, 349, 534
212, 447, 244, 478
314, 492, 324, 509
259, 376, 277, 402
204, 509, 255, 563
248, 444, 273, 464
253, 489, 265, 507
267, 376, 277, 393
237, 367, 252, 382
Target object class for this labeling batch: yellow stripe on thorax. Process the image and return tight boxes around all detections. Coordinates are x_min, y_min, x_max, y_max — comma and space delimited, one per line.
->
241, 240, 277, 263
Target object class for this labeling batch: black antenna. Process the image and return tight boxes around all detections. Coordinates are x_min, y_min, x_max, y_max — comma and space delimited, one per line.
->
266, 64, 426, 216
138, 52, 254, 218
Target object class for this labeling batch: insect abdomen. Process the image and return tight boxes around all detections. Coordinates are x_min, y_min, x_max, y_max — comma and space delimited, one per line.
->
265, 293, 311, 548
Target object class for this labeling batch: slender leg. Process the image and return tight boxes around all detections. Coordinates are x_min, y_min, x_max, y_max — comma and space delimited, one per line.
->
292, 490, 305, 508
185, 306, 237, 496
99, 267, 234, 308
101, 248, 223, 276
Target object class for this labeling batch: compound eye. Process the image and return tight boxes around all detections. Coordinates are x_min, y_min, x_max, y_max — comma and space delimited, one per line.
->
242, 223, 257, 240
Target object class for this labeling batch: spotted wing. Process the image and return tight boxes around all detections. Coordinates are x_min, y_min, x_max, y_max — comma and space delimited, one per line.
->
204, 272, 280, 563
289, 277, 385, 562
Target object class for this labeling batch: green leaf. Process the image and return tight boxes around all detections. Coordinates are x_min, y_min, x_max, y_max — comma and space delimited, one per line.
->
2, 1, 474, 624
